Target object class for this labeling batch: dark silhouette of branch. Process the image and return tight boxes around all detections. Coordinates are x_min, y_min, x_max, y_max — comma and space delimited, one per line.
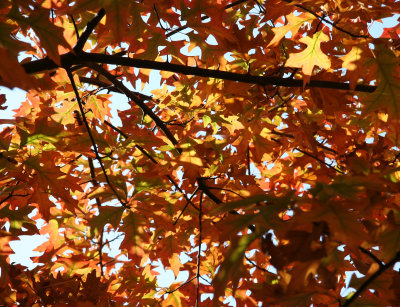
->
174, 187, 200, 225
391, 152, 400, 165
22, 52, 376, 93
208, 186, 245, 199
283, 0, 369, 38
294, 148, 344, 174
195, 192, 203, 307
153, 4, 169, 31
104, 120, 160, 164
86, 63, 180, 150
165, 0, 252, 37
164, 193, 204, 301
20, 8, 375, 93
104, 120, 198, 212
359, 247, 384, 268
65, 67, 129, 208
165, 276, 197, 294
69, 14, 80, 40
0, 191, 29, 206
197, 177, 256, 232
80, 76, 153, 100
245, 255, 269, 272
104, 120, 128, 138
88, 156, 104, 275
343, 252, 400, 307
247, 145, 251, 176
73, 8, 106, 53
88, 158, 102, 208
271, 130, 338, 154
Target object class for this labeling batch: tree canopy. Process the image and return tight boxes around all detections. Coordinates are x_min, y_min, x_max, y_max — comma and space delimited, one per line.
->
1, 0, 400, 305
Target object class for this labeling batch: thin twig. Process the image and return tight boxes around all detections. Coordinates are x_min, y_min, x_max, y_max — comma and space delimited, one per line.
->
208, 187, 245, 199
271, 129, 338, 154
153, 4, 169, 31
195, 192, 203, 307
86, 63, 180, 150
65, 67, 129, 208
88, 156, 104, 275
165, 0, 252, 37
104, 119, 198, 211
343, 252, 400, 306
88, 158, 102, 208
174, 187, 200, 225
245, 255, 268, 272
197, 178, 256, 232
0, 191, 29, 206
294, 148, 344, 174
69, 14, 80, 40
165, 276, 197, 294
99, 229, 104, 276
359, 247, 384, 268
247, 145, 251, 176
79, 76, 153, 100
283, 0, 369, 38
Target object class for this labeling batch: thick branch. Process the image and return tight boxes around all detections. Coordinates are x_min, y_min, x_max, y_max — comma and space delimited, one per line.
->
73, 8, 106, 53
22, 52, 377, 92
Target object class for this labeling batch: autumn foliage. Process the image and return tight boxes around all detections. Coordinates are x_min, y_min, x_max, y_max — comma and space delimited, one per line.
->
2, 0, 400, 305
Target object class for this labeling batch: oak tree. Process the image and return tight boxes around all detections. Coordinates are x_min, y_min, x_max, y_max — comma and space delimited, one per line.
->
1, 0, 400, 305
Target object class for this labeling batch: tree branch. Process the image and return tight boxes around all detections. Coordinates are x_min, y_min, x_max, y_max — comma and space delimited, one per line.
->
104, 119, 198, 212
195, 192, 203, 307
22, 52, 377, 92
80, 76, 153, 100
86, 63, 180, 150
271, 130, 338, 154
73, 8, 106, 53
359, 247, 384, 268
244, 255, 269, 272
288, 1, 369, 39
165, 0, 252, 37
65, 67, 129, 208
343, 252, 400, 306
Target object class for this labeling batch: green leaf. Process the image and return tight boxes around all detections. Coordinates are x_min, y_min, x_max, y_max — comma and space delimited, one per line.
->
213, 232, 260, 301
89, 206, 124, 236
203, 114, 212, 127
0, 204, 37, 234
362, 45, 400, 119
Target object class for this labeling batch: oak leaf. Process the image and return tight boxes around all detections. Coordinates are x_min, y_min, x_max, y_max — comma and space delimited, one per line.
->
285, 31, 331, 86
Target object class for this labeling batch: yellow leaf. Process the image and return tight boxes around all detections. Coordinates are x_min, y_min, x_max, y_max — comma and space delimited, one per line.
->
268, 13, 315, 47
162, 291, 185, 307
168, 254, 183, 278
341, 46, 363, 71
285, 31, 331, 85
179, 155, 203, 167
